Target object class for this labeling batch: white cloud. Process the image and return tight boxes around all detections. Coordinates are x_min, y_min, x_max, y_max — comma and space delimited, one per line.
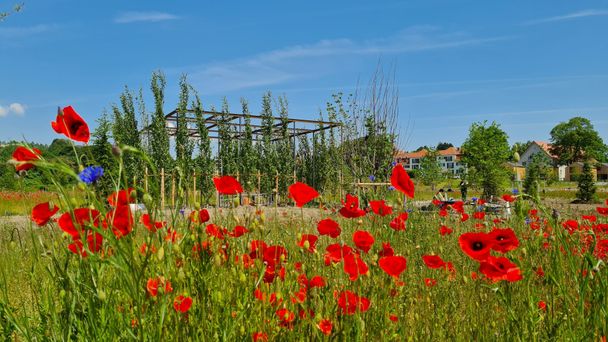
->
179, 26, 511, 93
9, 103, 25, 115
523, 9, 608, 25
0, 24, 53, 38
0, 102, 26, 117
114, 11, 179, 24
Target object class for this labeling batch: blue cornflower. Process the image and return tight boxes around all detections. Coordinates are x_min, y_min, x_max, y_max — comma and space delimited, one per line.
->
391, 161, 397, 167
512, 189, 519, 195
179, 208, 185, 216
472, 197, 478, 202
369, 175, 376, 182
78, 166, 104, 185
388, 185, 395, 191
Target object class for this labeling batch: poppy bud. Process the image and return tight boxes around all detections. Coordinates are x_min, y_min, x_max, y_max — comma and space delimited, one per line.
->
172, 242, 181, 253
112, 145, 122, 157
157, 246, 165, 261
178, 268, 186, 281
239, 272, 247, 283
143, 193, 153, 206
70, 197, 78, 207
77, 182, 86, 191
194, 202, 201, 210
214, 254, 222, 266
303, 241, 310, 250
130, 189, 138, 201
98, 289, 107, 301
59, 290, 66, 298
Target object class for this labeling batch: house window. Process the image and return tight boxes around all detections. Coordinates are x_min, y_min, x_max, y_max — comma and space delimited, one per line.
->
447, 163, 454, 168
413, 165, 419, 169
445, 156, 453, 161
412, 158, 419, 164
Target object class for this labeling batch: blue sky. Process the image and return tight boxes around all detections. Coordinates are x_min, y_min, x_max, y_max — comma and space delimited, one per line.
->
1, 1, 607, 150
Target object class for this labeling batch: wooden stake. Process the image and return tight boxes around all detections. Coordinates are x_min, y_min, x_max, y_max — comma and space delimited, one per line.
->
144, 167, 149, 193
160, 168, 165, 209
171, 172, 176, 209
193, 171, 197, 204
275, 172, 279, 207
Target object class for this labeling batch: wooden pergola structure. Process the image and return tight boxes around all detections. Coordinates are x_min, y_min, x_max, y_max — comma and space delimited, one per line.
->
162, 109, 341, 142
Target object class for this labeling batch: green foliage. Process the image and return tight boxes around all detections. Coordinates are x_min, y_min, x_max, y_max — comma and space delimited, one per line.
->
550, 117, 608, 164
510, 141, 533, 162
436, 142, 453, 150
239, 98, 258, 192
576, 161, 597, 203
462, 121, 511, 199
218, 98, 238, 176
523, 153, 552, 200
276, 95, 294, 194
175, 75, 195, 190
418, 149, 445, 190
112, 86, 142, 185
149, 71, 173, 176
259, 92, 277, 193
192, 93, 214, 202
91, 112, 118, 197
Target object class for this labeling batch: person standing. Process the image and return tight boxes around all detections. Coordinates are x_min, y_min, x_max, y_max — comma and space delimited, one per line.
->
459, 179, 468, 201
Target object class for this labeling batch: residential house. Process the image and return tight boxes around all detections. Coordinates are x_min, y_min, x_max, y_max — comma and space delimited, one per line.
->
519, 141, 566, 181
394, 147, 465, 176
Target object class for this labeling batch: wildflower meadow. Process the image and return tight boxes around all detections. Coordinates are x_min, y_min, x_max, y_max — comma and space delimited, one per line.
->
1, 106, 607, 341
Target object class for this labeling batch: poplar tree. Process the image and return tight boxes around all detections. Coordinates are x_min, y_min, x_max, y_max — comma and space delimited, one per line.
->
192, 93, 214, 200
175, 75, 194, 181
239, 98, 257, 191
149, 71, 172, 178
276, 95, 293, 193
260, 92, 277, 193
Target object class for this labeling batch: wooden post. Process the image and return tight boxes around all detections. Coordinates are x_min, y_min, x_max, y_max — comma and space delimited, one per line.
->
193, 171, 197, 204
257, 170, 261, 195
144, 167, 149, 193
293, 170, 297, 207
160, 168, 165, 209
215, 173, 220, 208
275, 172, 279, 207
171, 172, 176, 209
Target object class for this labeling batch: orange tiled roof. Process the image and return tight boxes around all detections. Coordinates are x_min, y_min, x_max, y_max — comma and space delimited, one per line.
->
533, 141, 558, 158
394, 146, 462, 159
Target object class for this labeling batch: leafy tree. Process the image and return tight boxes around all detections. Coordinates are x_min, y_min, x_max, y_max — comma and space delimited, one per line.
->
461, 121, 511, 199
414, 146, 430, 152
418, 149, 445, 190
218, 97, 237, 175
550, 117, 608, 164
192, 93, 214, 202
91, 112, 117, 197
175, 75, 194, 184
112, 86, 142, 184
576, 161, 597, 203
239, 98, 257, 192
510, 141, 533, 162
276, 95, 293, 194
149, 71, 172, 178
436, 142, 453, 150
523, 153, 552, 200
260, 92, 277, 193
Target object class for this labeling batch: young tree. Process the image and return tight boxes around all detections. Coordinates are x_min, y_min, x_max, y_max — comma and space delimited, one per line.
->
576, 161, 597, 203
418, 149, 445, 191
260, 92, 277, 193
276, 95, 293, 194
112, 86, 142, 184
436, 142, 453, 150
523, 153, 552, 200
218, 97, 237, 175
461, 121, 511, 199
149, 71, 172, 177
175, 75, 194, 181
192, 93, 214, 201
91, 112, 117, 197
239, 98, 257, 192
550, 117, 608, 164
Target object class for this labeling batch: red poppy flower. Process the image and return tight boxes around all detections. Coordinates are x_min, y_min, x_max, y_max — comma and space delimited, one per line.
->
582, 215, 597, 222
422, 255, 446, 269
141, 214, 165, 233
288, 182, 319, 207
324, 243, 353, 265
439, 208, 448, 217
11, 146, 42, 171
424, 278, 437, 287
317, 218, 341, 238
263, 245, 288, 267
275, 308, 295, 328
213, 176, 243, 195
189, 208, 210, 224
538, 300, 547, 311
31, 202, 59, 226
205, 223, 226, 240
597, 207, 608, 216
147, 277, 173, 297
389, 314, 399, 322
488, 228, 519, 253
336, 290, 370, 315
308, 275, 326, 289
389, 212, 408, 231
478, 256, 523, 282
57, 208, 102, 239
173, 295, 193, 312
458, 232, 494, 261
317, 319, 333, 336
227, 225, 249, 238
562, 219, 579, 234
249, 240, 268, 259
391, 163, 415, 198
107, 188, 135, 207
379, 255, 407, 278
339, 194, 366, 218
461, 213, 470, 222
51, 106, 90, 143
369, 200, 393, 216
502, 194, 516, 202
107, 205, 134, 238
353, 230, 374, 253
439, 225, 453, 236
298, 234, 318, 253
451, 201, 465, 213
252, 332, 268, 342
67, 231, 103, 257
343, 252, 369, 281
378, 242, 394, 258
473, 211, 485, 220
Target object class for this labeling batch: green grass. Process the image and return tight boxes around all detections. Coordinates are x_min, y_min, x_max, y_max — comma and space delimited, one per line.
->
0, 196, 607, 340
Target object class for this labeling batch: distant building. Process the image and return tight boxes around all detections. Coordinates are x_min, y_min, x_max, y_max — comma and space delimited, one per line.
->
519, 141, 566, 181
394, 146, 465, 176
